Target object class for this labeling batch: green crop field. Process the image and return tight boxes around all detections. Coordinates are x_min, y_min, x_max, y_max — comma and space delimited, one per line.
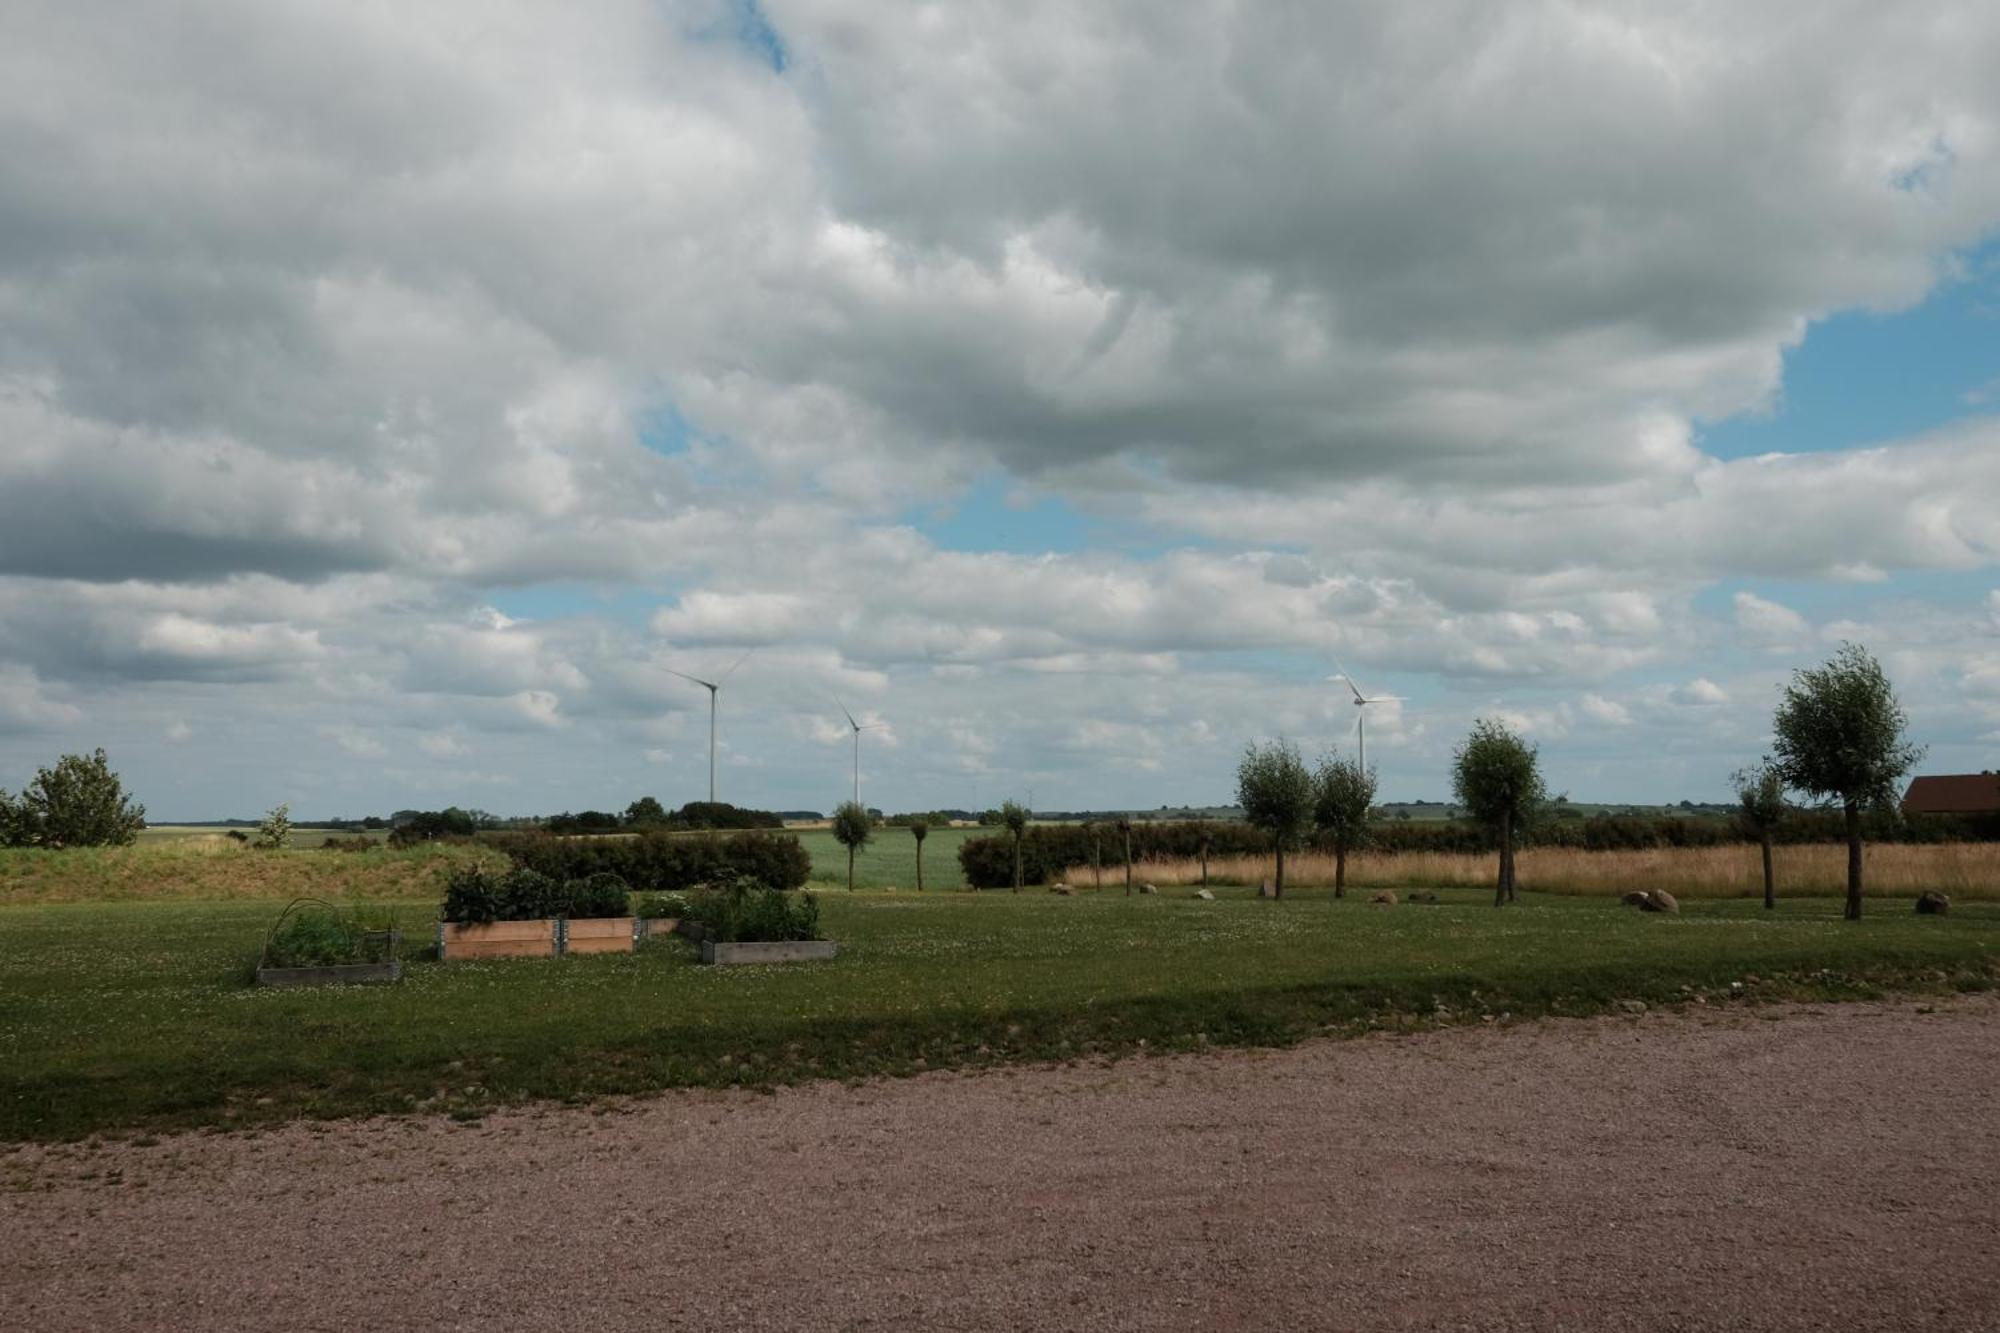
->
2, 882, 1994, 1142
795, 824, 985, 890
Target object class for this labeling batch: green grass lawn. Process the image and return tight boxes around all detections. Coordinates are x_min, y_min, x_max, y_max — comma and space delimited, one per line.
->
795, 824, 984, 889
2, 887, 1994, 1142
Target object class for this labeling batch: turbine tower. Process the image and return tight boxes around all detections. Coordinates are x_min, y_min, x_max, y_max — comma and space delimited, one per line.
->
1330, 657, 1401, 774
835, 698, 881, 808
666, 648, 752, 805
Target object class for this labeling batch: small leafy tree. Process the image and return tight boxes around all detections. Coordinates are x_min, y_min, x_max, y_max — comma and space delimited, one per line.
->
1450, 720, 1546, 907
1000, 800, 1029, 893
1116, 816, 1134, 894
255, 802, 293, 850
1771, 643, 1923, 921
1731, 758, 1788, 911
17, 749, 146, 847
1236, 739, 1315, 898
1314, 755, 1377, 899
909, 817, 930, 891
830, 800, 873, 892
624, 796, 669, 826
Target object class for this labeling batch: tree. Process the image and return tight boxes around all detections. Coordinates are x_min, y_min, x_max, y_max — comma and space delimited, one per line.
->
15, 749, 146, 847
1771, 643, 1923, 921
624, 796, 669, 827
1731, 758, 1788, 911
1000, 800, 1029, 893
1314, 755, 1377, 899
255, 802, 293, 850
830, 800, 874, 892
1450, 720, 1546, 907
1196, 822, 1214, 888
909, 817, 930, 892
1236, 740, 1315, 899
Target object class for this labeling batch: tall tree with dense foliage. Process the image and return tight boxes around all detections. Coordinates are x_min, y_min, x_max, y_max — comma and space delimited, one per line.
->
11, 749, 146, 848
1731, 758, 1789, 911
1000, 800, 1029, 893
1771, 643, 1923, 921
1236, 740, 1315, 898
908, 817, 929, 892
1314, 755, 1377, 899
624, 796, 669, 826
830, 800, 873, 892
1450, 720, 1546, 906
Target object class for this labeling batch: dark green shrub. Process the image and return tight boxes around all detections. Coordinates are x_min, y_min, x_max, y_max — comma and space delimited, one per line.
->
486, 829, 811, 894
634, 891, 690, 919
563, 871, 631, 919
498, 868, 564, 920
680, 877, 821, 942
441, 864, 506, 923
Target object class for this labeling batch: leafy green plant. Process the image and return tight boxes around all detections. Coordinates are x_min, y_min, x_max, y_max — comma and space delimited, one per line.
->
680, 875, 822, 942
634, 890, 691, 919
563, 871, 631, 918
255, 803, 293, 850
261, 901, 389, 967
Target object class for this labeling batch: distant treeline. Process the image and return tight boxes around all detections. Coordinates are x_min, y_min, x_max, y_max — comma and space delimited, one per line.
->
956, 811, 2000, 889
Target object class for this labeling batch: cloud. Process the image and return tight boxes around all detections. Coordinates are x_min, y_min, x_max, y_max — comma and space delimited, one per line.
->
1672, 678, 1731, 706
1733, 591, 1812, 647
0, 666, 81, 734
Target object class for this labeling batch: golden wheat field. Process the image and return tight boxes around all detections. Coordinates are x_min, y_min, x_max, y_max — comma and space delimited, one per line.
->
1066, 842, 2000, 900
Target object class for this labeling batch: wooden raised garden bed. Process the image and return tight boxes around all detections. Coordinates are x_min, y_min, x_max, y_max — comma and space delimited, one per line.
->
699, 939, 839, 965
438, 920, 559, 960
564, 916, 638, 955
256, 959, 402, 987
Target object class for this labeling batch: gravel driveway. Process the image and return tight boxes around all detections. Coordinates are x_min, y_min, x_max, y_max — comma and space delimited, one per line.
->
5, 995, 1997, 1332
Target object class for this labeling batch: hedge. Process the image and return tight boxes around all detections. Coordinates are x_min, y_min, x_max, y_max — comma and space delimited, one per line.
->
485, 829, 812, 894
956, 812, 2000, 889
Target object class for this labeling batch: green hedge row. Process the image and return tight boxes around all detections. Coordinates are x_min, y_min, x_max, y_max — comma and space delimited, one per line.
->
485, 829, 811, 895
956, 811, 2000, 889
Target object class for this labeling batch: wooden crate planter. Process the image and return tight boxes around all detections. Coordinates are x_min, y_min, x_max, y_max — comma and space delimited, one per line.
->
438, 919, 559, 960
700, 939, 838, 965
564, 917, 638, 955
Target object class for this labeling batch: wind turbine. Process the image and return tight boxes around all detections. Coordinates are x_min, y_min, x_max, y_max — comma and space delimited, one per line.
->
834, 697, 882, 808
665, 648, 753, 805
1330, 657, 1402, 774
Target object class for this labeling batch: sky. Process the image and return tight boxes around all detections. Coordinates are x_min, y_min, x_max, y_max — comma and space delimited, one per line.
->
2, 1, 1999, 820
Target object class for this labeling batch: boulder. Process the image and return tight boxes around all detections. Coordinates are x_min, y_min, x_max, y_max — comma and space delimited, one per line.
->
1139, 883, 1159, 895
1406, 890, 1439, 904
1194, 889, 1215, 901
1915, 890, 1950, 916
1620, 891, 1651, 908
1369, 890, 1398, 906
1050, 885, 1074, 896
1638, 889, 1679, 915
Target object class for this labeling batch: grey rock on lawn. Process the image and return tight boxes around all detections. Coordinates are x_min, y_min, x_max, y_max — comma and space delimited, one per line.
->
1194, 889, 1215, 900
1050, 884, 1073, 896
1621, 891, 1651, 908
1638, 889, 1680, 915
1369, 890, 1398, 905
1139, 883, 1158, 895
1916, 890, 1950, 915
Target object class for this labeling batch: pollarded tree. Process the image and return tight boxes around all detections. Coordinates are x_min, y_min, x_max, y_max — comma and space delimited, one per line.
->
1771, 642, 1923, 921
909, 817, 930, 892
1236, 739, 1315, 899
1314, 755, 1377, 899
1196, 821, 1214, 888
830, 800, 874, 892
1450, 720, 1546, 907
18, 749, 146, 848
1000, 799, 1029, 893
1731, 758, 1788, 911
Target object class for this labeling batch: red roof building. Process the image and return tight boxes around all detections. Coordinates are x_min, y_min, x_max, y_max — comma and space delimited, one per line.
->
1901, 773, 2000, 815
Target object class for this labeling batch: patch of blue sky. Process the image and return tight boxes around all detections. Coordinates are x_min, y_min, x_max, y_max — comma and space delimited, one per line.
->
1699, 236, 2000, 460
902, 474, 1225, 561
685, 0, 787, 73
487, 582, 668, 626
1694, 569, 1999, 624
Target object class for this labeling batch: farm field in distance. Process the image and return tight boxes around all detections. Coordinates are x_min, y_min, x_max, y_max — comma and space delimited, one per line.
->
2, 867, 1995, 1142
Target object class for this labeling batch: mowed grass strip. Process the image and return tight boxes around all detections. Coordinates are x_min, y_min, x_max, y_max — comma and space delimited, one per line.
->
1, 889, 1994, 1142
795, 825, 983, 890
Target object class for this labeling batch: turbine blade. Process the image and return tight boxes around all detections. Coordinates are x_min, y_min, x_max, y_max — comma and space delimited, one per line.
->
1360, 695, 1405, 703
832, 694, 859, 731
665, 667, 715, 689
1329, 654, 1367, 702
718, 647, 755, 683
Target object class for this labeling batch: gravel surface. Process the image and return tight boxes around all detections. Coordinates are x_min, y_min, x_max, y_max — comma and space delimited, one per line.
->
5, 995, 1998, 1332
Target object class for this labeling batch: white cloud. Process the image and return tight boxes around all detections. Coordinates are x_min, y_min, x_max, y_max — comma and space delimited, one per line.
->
320, 723, 387, 758
1733, 591, 1812, 648
1672, 678, 1731, 706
